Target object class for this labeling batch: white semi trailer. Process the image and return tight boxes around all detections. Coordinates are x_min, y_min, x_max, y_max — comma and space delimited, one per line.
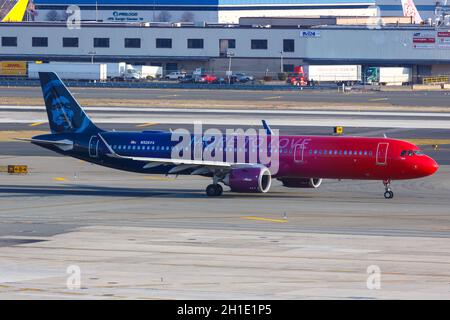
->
132, 65, 163, 79
28, 62, 107, 81
304, 65, 362, 85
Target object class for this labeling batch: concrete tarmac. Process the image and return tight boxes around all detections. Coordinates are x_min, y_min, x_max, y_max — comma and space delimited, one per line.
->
0, 156, 450, 299
2, 86, 450, 107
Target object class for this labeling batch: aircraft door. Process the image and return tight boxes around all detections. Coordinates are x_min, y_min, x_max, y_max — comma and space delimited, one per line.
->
89, 135, 99, 158
376, 142, 389, 166
294, 144, 305, 163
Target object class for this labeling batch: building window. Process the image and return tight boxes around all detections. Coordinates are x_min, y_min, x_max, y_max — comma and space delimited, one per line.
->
187, 39, 204, 49
32, 37, 48, 47
63, 37, 79, 48
283, 39, 295, 52
219, 39, 236, 57
251, 39, 268, 50
125, 38, 141, 48
93, 38, 110, 48
156, 38, 172, 48
2, 37, 17, 47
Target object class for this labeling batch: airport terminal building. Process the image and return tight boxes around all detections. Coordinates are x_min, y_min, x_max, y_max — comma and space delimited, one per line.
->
1, 20, 450, 81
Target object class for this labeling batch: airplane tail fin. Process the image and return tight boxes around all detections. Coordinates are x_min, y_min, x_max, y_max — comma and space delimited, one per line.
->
38, 72, 101, 134
401, 0, 423, 24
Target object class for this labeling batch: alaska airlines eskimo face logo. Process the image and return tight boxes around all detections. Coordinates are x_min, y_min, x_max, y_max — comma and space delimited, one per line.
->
50, 96, 74, 130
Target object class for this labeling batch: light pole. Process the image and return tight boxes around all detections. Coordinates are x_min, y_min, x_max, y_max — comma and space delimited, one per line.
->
226, 49, 235, 84
280, 50, 284, 73
88, 51, 96, 64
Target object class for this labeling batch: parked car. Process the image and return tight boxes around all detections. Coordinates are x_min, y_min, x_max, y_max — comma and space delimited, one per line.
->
197, 74, 217, 84
178, 74, 196, 83
232, 73, 254, 83
165, 71, 186, 80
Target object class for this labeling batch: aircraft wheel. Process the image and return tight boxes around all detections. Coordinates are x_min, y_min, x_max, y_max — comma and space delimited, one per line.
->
206, 184, 223, 197
384, 191, 394, 199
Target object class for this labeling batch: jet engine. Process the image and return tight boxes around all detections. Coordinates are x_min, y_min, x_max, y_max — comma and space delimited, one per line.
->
223, 167, 272, 193
279, 178, 323, 189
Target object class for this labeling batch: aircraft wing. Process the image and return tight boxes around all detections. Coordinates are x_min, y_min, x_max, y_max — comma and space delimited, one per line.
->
98, 134, 233, 174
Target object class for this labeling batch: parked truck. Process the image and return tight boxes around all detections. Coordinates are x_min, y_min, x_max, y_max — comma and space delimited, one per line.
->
132, 65, 163, 79
29, 62, 107, 81
365, 67, 412, 86
288, 65, 362, 86
106, 63, 145, 81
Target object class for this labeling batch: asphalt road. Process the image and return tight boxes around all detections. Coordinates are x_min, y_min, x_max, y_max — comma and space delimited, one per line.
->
1, 86, 450, 107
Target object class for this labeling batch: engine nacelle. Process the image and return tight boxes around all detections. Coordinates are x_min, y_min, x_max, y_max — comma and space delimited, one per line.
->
224, 167, 272, 193
279, 178, 323, 189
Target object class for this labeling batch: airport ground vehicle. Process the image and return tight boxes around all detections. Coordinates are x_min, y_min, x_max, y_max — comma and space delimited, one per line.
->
106, 63, 142, 81
165, 71, 186, 80
365, 67, 412, 86
133, 65, 163, 79
289, 65, 362, 86
231, 73, 254, 83
20, 72, 439, 199
197, 74, 218, 84
178, 74, 196, 83
28, 62, 107, 81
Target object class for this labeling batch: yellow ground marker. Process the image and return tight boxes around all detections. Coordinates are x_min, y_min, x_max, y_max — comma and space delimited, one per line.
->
369, 98, 389, 102
136, 123, 157, 128
241, 216, 288, 223
144, 176, 174, 181
262, 96, 282, 100
0, 130, 48, 142
53, 177, 66, 181
157, 94, 178, 98
29, 122, 46, 127
405, 139, 450, 146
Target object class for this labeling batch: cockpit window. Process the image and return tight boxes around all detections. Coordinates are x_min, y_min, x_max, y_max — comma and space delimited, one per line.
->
401, 150, 424, 157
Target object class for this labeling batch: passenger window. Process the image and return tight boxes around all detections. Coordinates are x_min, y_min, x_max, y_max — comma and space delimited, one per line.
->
408, 150, 414, 156
400, 150, 406, 157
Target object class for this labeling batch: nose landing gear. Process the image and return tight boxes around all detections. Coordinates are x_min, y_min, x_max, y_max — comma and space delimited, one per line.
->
383, 180, 394, 199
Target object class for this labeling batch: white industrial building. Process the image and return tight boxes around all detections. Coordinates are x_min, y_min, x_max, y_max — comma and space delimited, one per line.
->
1, 21, 450, 80
32, 0, 379, 23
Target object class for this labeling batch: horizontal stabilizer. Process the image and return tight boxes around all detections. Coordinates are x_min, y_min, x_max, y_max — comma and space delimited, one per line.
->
15, 138, 73, 151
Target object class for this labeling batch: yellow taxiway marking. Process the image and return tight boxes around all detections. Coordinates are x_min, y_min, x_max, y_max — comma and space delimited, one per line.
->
29, 122, 46, 127
240, 216, 288, 223
262, 96, 282, 100
144, 176, 174, 181
369, 98, 389, 102
0, 130, 47, 142
136, 123, 157, 128
405, 139, 450, 146
158, 94, 178, 98
53, 177, 67, 181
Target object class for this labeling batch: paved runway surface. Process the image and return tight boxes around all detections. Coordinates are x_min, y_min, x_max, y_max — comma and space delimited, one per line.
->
1, 90, 450, 299
0, 156, 449, 299
1, 86, 450, 107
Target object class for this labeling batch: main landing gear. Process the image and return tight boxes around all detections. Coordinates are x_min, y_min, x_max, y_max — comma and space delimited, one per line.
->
206, 184, 223, 197
383, 180, 394, 199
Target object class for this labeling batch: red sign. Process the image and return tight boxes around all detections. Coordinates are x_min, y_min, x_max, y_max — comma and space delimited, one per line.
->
413, 38, 436, 43
438, 32, 450, 37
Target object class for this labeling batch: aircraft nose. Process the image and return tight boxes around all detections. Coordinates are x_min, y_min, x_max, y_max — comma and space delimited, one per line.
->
423, 157, 439, 176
